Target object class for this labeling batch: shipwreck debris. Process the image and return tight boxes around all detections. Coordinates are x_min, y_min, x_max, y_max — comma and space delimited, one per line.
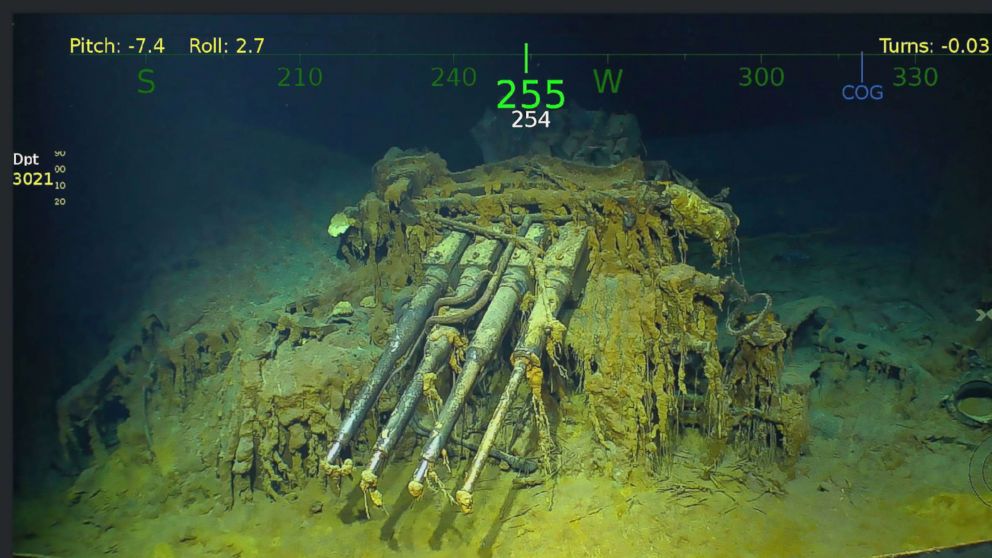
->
323, 149, 807, 513
54, 148, 808, 518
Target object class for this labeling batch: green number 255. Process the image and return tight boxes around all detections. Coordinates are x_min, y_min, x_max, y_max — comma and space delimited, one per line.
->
497, 79, 565, 110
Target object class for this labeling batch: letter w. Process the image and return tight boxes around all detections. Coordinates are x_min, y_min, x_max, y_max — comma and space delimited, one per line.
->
593, 68, 623, 94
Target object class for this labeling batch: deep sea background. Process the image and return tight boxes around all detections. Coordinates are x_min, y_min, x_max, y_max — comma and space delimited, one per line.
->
12, 14, 992, 492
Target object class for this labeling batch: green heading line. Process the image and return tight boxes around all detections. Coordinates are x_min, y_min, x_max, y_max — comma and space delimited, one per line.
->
68, 51, 992, 58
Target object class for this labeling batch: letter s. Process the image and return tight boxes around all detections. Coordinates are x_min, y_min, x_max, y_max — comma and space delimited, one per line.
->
137, 68, 156, 95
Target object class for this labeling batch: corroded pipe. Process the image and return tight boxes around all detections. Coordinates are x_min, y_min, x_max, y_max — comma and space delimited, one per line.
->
323, 232, 470, 472
407, 225, 549, 497
360, 238, 502, 497
363, 327, 456, 482
456, 224, 589, 513
408, 416, 538, 474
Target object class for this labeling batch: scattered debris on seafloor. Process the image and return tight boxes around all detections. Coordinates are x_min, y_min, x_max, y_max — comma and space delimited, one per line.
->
53, 148, 811, 523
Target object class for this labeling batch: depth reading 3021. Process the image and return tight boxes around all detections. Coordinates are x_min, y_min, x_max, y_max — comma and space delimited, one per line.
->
12, 151, 69, 207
